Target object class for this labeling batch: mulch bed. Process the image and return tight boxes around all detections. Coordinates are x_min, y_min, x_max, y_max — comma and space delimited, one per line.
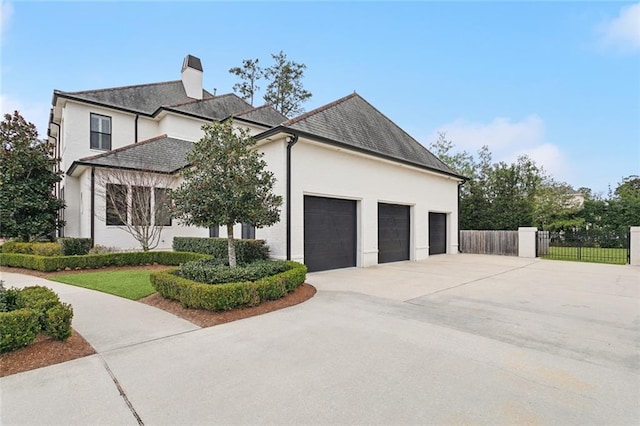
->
0, 330, 96, 378
0, 265, 317, 377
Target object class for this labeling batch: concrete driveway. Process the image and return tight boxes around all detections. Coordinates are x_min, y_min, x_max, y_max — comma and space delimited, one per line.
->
1, 255, 639, 425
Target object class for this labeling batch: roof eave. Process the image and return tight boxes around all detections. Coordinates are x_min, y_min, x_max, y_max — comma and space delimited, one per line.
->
257, 126, 465, 181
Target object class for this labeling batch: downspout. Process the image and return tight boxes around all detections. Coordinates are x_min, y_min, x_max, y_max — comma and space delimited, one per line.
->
457, 183, 460, 252
134, 114, 139, 143
91, 167, 95, 247
286, 134, 299, 261
50, 121, 62, 237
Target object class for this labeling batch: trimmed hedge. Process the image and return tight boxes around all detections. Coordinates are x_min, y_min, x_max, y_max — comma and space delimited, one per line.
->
59, 238, 92, 255
0, 251, 210, 272
179, 259, 292, 285
0, 308, 40, 353
151, 261, 307, 311
173, 237, 269, 263
2, 241, 62, 256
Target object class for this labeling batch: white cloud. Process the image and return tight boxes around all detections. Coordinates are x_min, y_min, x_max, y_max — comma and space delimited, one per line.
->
429, 115, 572, 182
597, 3, 640, 53
0, 2, 13, 40
1, 94, 50, 138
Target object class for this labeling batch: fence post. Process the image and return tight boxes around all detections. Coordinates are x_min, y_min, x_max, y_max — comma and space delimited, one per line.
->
518, 227, 538, 258
630, 227, 640, 266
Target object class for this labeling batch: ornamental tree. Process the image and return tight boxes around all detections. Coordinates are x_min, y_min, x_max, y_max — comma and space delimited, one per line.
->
170, 120, 282, 267
0, 111, 65, 241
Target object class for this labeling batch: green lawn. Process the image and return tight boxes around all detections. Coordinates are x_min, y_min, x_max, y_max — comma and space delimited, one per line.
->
49, 270, 156, 300
541, 246, 628, 265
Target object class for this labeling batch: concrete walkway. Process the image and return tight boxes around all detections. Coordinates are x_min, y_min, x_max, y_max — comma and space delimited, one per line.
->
1, 256, 639, 425
1, 272, 199, 352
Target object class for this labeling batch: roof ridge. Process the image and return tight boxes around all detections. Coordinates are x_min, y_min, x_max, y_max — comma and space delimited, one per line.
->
65, 80, 181, 96
235, 103, 270, 116
79, 134, 170, 161
283, 92, 359, 126
162, 94, 233, 108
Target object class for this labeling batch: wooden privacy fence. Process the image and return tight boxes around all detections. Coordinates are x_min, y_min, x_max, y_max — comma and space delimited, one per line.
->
459, 230, 519, 256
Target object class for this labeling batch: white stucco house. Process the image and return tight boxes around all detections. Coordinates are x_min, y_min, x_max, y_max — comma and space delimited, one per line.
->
49, 54, 464, 272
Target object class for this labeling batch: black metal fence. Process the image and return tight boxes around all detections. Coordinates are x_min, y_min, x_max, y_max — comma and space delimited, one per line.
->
537, 229, 629, 265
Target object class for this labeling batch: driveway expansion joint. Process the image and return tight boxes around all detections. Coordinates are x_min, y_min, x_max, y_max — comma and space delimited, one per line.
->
98, 354, 144, 425
402, 260, 540, 303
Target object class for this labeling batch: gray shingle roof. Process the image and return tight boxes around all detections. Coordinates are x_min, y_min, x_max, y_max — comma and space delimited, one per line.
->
71, 135, 192, 174
273, 93, 461, 178
167, 95, 252, 121
55, 81, 252, 120
234, 104, 288, 127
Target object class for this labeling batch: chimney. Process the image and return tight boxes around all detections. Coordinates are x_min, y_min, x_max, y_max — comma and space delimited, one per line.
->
181, 55, 203, 100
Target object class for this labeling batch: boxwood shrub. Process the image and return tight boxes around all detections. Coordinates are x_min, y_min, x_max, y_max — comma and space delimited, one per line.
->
17, 286, 60, 327
173, 237, 269, 263
150, 261, 307, 311
0, 308, 40, 353
179, 259, 292, 285
0, 251, 210, 272
1, 241, 62, 256
0, 285, 74, 352
58, 238, 93, 255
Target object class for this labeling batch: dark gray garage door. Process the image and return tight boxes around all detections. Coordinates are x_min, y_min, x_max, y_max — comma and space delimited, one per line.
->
378, 203, 410, 263
429, 212, 447, 255
304, 196, 357, 272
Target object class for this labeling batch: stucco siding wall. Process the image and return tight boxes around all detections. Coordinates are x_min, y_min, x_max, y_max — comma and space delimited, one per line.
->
254, 139, 287, 260
136, 116, 160, 142
62, 101, 136, 165
288, 139, 460, 267
158, 113, 206, 141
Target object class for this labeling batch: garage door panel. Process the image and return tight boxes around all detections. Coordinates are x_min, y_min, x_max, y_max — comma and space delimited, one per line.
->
378, 203, 410, 263
429, 212, 447, 255
304, 196, 356, 272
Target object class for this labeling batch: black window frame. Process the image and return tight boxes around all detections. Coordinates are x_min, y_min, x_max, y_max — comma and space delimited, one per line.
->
90, 113, 112, 151
209, 226, 219, 237
241, 223, 255, 239
106, 183, 127, 226
154, 187, 172, 227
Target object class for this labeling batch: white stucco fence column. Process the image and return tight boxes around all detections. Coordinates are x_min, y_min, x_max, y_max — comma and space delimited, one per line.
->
518, 227, 538, 258
630, 227, 640, 266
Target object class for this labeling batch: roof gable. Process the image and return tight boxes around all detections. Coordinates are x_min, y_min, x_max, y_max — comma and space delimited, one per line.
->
280, 93, 459, 177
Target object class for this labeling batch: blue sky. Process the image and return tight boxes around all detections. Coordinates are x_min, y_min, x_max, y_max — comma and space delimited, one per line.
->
1, 1, 638, 194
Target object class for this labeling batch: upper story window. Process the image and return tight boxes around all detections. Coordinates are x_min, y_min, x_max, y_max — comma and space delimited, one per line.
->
90, 113, 111, 150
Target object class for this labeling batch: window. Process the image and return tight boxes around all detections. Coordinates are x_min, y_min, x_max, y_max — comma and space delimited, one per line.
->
106, 184, 127, 225
155, 188, 172, 226
131, 186, 151, 226
241, 223, 255, 239
90, 113, 111, 150
209, 226, 219, 238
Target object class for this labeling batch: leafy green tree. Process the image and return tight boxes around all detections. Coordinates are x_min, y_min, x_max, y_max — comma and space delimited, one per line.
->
430, 133, 546, 230
229, 52, 312, 117
170, 120, 282, 267
229, 58, 262, 106
263, 51, 312, 117
0, 111, 64, 241
533, 179, 583, 231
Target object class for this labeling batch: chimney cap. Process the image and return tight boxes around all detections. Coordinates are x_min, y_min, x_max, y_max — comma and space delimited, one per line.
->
182, 55, 203, 72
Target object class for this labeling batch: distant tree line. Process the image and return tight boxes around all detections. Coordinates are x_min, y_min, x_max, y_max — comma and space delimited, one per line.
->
431, 133, 639, 234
